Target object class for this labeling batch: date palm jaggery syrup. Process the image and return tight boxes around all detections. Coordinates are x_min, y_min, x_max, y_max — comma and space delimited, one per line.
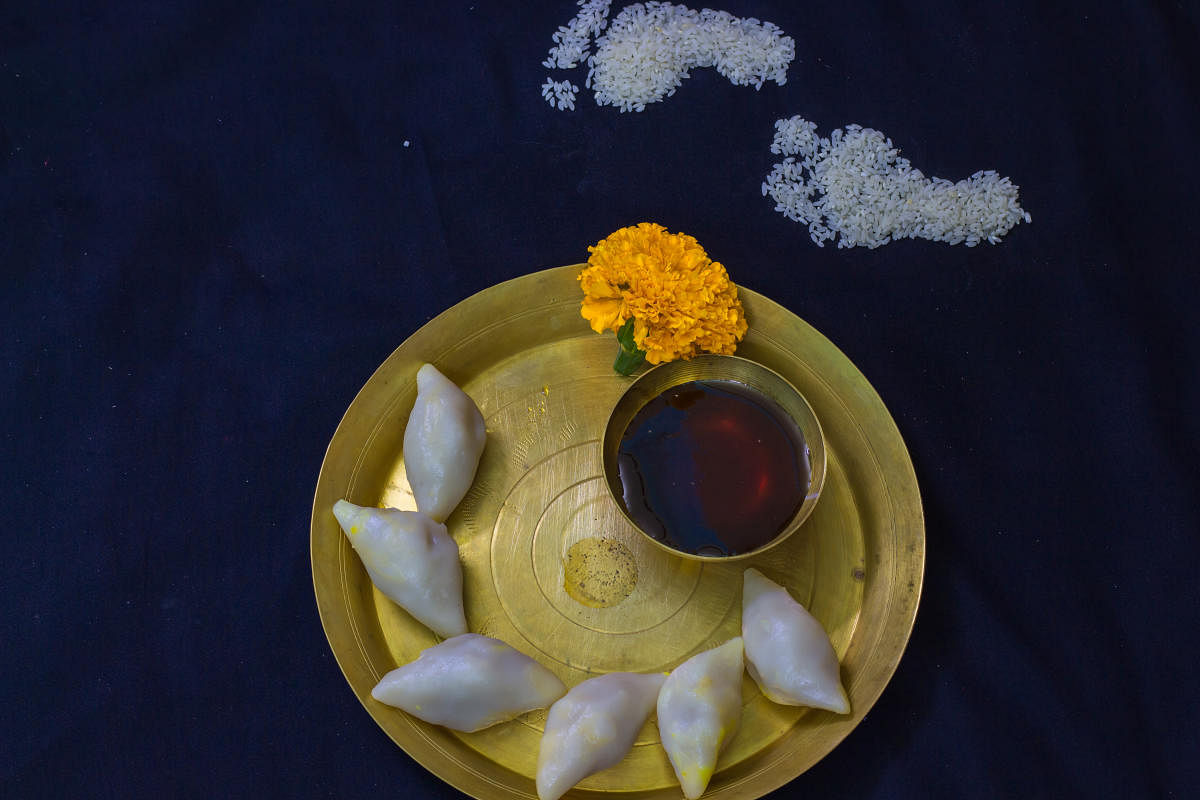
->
615, 379, 810, 556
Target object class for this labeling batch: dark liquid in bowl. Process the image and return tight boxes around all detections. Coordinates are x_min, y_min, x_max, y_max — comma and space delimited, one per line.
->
616, 379, 810, 556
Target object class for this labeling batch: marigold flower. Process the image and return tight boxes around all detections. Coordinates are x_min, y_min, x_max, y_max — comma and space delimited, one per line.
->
579, 223, 748, 370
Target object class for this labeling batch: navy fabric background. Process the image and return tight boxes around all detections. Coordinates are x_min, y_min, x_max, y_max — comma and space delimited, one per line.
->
3, 1, 1197, 797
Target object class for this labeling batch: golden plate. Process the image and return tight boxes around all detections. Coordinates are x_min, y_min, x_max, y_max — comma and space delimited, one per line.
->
311, 265, 924, 799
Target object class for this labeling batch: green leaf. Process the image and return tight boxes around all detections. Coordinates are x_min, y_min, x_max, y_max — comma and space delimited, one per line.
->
613, 346, 646, 375
613, 318, 646, 376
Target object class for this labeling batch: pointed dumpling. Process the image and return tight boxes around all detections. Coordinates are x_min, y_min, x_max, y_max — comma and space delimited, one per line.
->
656, 638, 744, 800
403, 363, 487, 522
332, 499, 467, 638
741, 568, 849, 714
536, 672, 666, 800
371, 633, 566, 732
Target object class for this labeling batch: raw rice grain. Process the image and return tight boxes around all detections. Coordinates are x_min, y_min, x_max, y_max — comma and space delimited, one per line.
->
541, 77, 582, 111
541, 2, 795, 112
763, 116, 1031, 247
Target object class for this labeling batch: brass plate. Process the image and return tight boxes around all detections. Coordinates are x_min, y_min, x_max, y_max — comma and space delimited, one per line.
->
311, 266, 924, 799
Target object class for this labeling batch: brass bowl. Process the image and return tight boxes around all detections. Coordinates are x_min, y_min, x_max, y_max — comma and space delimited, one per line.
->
602, 354, 827, 562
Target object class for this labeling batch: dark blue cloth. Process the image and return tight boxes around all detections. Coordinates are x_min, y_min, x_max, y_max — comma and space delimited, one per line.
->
3, 1, 1197, 797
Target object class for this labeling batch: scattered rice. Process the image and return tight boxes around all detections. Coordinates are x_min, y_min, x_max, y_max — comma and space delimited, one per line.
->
541, 2, 794, 112
538, 8, 1030, 249
588, 3, 794, 112
762, 116, 1032, 248
542, 77, 582, 110
542, 0, 613, 70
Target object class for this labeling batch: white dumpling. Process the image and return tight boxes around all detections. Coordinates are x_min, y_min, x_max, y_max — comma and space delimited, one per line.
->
741, 568, 849, 714
536, 672, 666, 800
332, 499, 467, 638
656, 638, 744, 800
371, 633, 566, 732
403, 363, 487, 522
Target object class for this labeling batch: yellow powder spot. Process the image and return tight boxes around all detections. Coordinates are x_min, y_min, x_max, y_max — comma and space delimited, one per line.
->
562, 537, 638, 608
349, 526, 360, 536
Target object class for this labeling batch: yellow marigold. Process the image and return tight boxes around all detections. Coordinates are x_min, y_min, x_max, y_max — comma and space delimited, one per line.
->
579, 223, 748, 367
